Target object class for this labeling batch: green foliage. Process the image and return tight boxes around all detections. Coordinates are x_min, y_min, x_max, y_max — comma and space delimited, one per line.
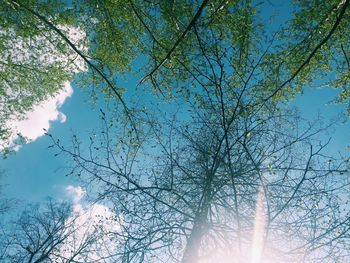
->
272, 0, 350, 102
0, 0, 80, 151
1, 1, 350, 261
1, 0, 350, 153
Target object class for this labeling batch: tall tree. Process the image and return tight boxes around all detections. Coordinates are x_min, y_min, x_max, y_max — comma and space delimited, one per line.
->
266, 0, 350, 104
50, 23, 349, 260
0, 0, 87, 153
1, 1, 350, 262
2, 199, 120, 263
1, 0, 349, 152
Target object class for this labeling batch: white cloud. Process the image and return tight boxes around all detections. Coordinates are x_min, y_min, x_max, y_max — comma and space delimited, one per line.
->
3, 82, 73, 151
0, 25, 87, 152
60, 185, 121, 262
65, 185, 86, 204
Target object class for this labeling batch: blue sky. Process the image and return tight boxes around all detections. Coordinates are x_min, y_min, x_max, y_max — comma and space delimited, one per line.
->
1, 80, 349, 210
1, 0, 349, 212
0, 85, 100, 204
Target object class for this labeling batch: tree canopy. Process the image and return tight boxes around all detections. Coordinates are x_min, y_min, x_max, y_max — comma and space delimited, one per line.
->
1, 0, 349, 139
1, 0, 350, 262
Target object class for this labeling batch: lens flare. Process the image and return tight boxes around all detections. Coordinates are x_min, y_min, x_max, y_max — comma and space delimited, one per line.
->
250, 185, 266, 263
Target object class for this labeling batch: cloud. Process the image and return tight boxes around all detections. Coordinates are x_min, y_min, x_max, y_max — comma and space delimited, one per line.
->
63, 203, 121, 262
0, 25, 87, 152
13, 82, 73, 141
65, 185, 86, 204
60, 185, 121, 262
3, 82, 73, 151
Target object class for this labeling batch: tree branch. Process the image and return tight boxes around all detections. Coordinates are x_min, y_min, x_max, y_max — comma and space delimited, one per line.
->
10, 0, 137, 132
140, 0, 210, 84
266, 0, 350, 102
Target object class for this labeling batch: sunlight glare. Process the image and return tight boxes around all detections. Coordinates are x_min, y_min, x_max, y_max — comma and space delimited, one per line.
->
250, 185, 266, 263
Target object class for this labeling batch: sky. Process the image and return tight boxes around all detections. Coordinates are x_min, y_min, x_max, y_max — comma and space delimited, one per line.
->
0, 84, 101, 205
0, 3, 349, 263
1, 74, 349, 214
0, 0, 349, 218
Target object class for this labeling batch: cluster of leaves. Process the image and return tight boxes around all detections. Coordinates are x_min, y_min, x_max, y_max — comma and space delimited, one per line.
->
1, 0, 349, 151
0, 0, 85, 152
271, 0, 350, 104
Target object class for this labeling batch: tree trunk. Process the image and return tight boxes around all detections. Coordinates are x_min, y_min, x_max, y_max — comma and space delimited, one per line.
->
181, 181, 213, 263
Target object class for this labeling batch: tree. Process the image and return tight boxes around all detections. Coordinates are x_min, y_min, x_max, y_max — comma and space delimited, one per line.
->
0, 0, 87, 152
0, 171, 14, 261
274, 0, 350, 108
2, 0, 350, 262
52, 93, 350, 263
1, 198, 120, 263
0, 171, 13, 215
38, 1, 350, 262
49, 22, 350, 261
1, 0, 349, 152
